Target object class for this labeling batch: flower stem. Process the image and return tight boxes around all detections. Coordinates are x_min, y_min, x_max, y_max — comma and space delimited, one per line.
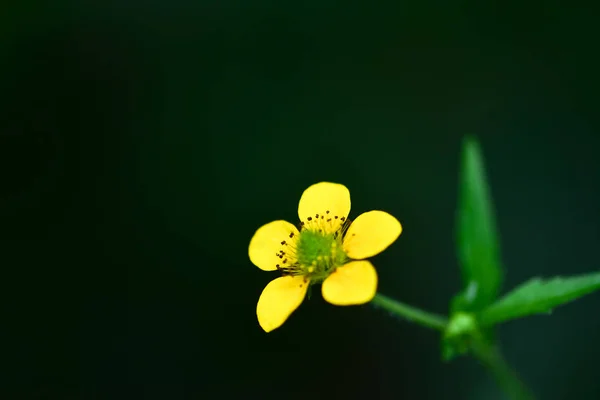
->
372, 293, 535, 400
470, 338, 536, 400
371, 293, 448, 331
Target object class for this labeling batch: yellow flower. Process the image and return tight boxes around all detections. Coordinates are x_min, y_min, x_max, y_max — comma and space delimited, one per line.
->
248, 182, 402, 332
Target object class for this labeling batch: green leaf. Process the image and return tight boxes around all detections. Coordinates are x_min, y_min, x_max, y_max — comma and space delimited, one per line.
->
480, 272, 600, 326
455, 136, 503, 312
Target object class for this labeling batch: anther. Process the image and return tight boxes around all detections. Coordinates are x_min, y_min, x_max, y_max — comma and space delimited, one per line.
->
283, 259, 287, 264
334, 216, 338, 219
315, 214, 319, 218
326, 210, 330, 214
289, 232, 294, 238
281, 240, 286, 245
307, 217, 312, 221
341, 217, 346, 221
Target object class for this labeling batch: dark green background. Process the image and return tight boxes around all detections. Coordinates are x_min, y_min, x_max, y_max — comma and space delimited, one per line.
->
2, 2, 599, 399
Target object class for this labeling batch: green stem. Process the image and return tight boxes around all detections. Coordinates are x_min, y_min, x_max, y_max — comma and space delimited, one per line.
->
371, 293, 448, 331
372, 293, 535, 400
470, 338, 536, 400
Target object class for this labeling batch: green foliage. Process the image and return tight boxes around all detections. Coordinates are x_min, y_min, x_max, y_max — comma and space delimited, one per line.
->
374, 134, 600, 399
454, 136, 503, 312
441, 312, 478, 361
480, 273, 600, 326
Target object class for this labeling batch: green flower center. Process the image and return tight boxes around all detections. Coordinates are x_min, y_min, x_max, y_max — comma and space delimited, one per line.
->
293, 228, 348, 282
275, 213, 350, 283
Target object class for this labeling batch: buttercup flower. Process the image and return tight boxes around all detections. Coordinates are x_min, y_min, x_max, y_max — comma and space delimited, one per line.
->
248, 182, 402, 332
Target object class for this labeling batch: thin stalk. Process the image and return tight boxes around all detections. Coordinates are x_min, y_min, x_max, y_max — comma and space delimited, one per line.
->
371, 293, 448, 331
470, 338, 536, 400
372, 293, 535, 399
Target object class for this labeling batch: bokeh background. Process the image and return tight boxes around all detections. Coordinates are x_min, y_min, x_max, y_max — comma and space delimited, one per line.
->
2, 2, 599, 399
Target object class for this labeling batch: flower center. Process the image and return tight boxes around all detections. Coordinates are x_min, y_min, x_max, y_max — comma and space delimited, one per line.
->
294, 228, 347, 281
275, 212, 350, 283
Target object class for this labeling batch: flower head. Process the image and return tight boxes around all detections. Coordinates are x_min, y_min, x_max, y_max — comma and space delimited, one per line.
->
249, 182, 402, 332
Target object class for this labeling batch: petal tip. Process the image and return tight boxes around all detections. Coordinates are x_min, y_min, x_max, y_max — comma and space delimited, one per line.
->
321, 261, 378, 306
343, 211, 402, 259
258, 320, 277, 333
248, 221, 299, 271
256, 276, 307, 332
298, 182, 351, 224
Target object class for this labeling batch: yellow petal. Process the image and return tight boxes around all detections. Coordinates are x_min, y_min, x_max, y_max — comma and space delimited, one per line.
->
321, 261, 377, 305
297, 182, 350, 233
343, 210, 402, 259
249, 221, 299, 271
257, 276, 308, 332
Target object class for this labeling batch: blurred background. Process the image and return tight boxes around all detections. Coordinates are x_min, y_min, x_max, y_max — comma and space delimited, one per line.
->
1, 2, 599, 399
